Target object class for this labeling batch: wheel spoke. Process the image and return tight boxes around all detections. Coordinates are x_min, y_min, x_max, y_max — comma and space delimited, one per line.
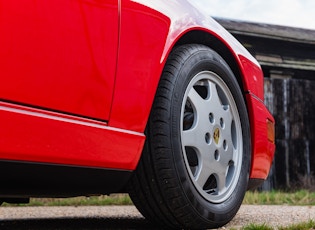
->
187, 87, 207, 113
216, 171, 227, 192
208, 81, 224, 113
221, 107, 233, 128
220, 107, 236, 164
219, 147, 234, 166
195, 152, 215, 188
219, 128, 234, 166
182, 127, 203, 147
195, 167, 212, 189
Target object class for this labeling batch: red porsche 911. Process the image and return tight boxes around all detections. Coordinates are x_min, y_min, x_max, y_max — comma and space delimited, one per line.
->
0, 0, 275, 229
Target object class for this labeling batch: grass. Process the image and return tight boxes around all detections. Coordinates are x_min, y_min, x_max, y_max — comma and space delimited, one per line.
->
243, 190, 315, 206
3, 190, 315, 207
278, 220, 315, 230
239, 220, 315, 230
241, 223, 274, 230
1, 194, 133, 207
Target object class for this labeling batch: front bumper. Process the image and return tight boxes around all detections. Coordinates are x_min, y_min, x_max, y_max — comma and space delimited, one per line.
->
246, 93, 275, 180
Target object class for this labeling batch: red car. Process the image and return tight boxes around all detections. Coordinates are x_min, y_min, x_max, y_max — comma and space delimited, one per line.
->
0, 0, 275, 229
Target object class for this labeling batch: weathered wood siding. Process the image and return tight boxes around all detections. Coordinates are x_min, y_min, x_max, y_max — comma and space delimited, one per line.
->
216, 18, 315, 190
263, 78, 315, 190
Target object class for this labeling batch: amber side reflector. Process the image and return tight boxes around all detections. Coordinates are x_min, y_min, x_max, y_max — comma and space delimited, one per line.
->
267, 119, 275, 143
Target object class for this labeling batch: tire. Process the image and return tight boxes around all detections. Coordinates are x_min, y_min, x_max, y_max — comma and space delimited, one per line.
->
128, 44, 251, 229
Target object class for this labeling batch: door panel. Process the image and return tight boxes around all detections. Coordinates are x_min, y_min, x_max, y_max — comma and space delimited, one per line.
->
0, 0, 118, 120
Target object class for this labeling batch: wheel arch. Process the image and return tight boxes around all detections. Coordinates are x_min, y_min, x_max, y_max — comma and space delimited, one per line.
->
174, 30, 246, 94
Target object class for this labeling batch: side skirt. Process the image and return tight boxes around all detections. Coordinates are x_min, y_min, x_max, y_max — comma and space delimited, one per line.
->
0, 160, 132, 198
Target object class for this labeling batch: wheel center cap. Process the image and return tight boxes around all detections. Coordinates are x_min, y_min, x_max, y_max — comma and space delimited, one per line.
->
213, 128, 220, 145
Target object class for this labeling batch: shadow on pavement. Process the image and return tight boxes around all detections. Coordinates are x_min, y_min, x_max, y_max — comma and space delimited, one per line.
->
0, 217, 165, 230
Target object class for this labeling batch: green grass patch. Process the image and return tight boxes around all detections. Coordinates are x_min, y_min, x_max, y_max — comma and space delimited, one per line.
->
242, 223, 273, 230
3, 190, 315, 207
243, 190, 315, 206
278, 219, 315, 230
240, 220, 315, 230
2, 194, 133, 207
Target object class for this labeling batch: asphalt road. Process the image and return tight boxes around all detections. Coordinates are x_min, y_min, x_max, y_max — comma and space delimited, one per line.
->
0, 205, 315, 229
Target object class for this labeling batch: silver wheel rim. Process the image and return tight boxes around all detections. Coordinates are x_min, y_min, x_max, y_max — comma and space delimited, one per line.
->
180, 71, 243, 203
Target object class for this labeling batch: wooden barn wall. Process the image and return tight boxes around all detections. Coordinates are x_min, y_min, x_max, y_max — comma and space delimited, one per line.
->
216, 19, 315, 190
262, 78, 315, 190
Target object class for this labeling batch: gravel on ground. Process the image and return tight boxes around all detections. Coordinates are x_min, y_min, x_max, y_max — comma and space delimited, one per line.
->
0, 205, 314, 229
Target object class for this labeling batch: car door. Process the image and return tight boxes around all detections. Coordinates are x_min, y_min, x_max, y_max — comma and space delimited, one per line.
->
0, 0, 118, 120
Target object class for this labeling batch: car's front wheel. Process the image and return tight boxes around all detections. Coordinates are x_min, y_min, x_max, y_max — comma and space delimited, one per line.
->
128, 44, 251, 229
